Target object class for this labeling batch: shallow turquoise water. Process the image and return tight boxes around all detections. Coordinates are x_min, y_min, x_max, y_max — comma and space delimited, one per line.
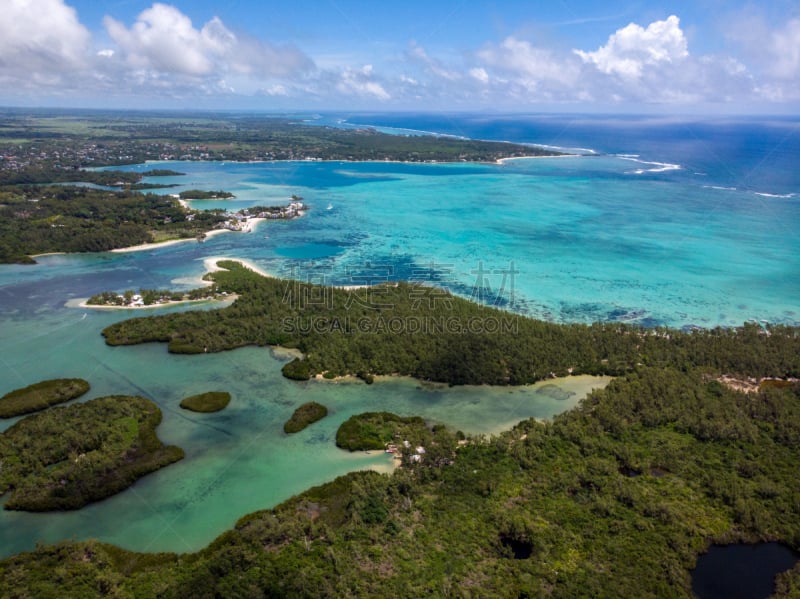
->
0, 248, 608, 557
0, 143, 797, 557
119, 156, 799, 328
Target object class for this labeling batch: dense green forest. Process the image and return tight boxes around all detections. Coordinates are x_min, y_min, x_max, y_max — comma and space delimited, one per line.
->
179, 391, 231, 413
102, 261, 800, 386
335, 412, 436, 451
3, 110, 799, 596
1, 370, 798, 597
178, 189, 235, 200
0, 395, 184, 511
283, 402, 328, 433
0, 378, 89, 418
0, 185, 226, 263
0, 167, 183, 187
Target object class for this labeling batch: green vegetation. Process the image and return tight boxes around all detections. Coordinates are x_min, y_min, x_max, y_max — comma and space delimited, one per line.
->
1, 373, 798, 596
141, 169, 185, 177
102, 261, 800, 386
179, 391, 231, 413
87, 286, 221, 307
284, 402, 328, 433
0, 109, 560, 263
0, 378, 89, 418
0, 109, 560, 167
4, 109, 800, 595
179, 190, 234, 200
0, 396, 183, 511
336, 412, 429, 451
0, 185, 227, 263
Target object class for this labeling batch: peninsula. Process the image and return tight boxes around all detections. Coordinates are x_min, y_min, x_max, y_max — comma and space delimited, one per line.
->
102, 261, 800, 386
0, 108, 557, 263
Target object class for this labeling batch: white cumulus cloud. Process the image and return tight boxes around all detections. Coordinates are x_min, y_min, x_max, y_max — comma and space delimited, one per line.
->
764, 18, 800, 80
469, 67, 489, 84
0, 3, 797, 110
336, 65, 391, 101
575, 15, 688, 78
478, 37, 580, 87
104, 3, 313, 80
464, 15, 761, 107
0, 0, 91, 87
408, 42, 462, 81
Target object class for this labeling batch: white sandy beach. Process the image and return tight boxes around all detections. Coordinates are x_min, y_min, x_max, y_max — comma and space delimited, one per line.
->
70, 253, 369, 312
495, 154, 579, 165
111, 237, 201, 253
111, 218, 265, 253
203, 256, 275, 278
75, 296, 237, 310
202, 256, 369, 289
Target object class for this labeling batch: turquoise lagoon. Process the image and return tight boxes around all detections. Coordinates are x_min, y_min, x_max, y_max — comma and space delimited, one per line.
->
0, 285, 607, 556
116, 155, 799, 328
1, 140, 798, 557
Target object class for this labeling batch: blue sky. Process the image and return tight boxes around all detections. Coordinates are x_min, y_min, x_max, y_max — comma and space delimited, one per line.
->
1, 0, 799, 112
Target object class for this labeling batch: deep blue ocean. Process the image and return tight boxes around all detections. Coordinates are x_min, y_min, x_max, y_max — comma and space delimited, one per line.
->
320, 112, 800, 197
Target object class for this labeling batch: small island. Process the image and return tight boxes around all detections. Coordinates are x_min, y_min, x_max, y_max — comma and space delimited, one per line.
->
101, 261, 800, 388
284, 402, 328, 433
0, 378, 90, 418
178, 189, 235, 200
179, 391, 231, 413
0, 395, 184, 511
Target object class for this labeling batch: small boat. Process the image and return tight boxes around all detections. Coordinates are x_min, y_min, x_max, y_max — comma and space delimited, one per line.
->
326, 203, 333, 210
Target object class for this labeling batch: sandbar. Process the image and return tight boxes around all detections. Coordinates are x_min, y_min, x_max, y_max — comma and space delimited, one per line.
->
201, 255, 365, 289
203, 256, 275, 278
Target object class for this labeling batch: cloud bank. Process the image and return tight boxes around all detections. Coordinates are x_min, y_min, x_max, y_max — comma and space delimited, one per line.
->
0, 0, 91, 88
0, 2, 797, 109
103, 4, 312, 79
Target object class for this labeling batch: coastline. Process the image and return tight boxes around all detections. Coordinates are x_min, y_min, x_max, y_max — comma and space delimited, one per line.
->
495, 154, 579, 164
110, 218, 265, 254
73, 296, 238, 311
203, 255, 370, 290
72, 255, 369, 311
203, 256, 275, 279
141, 155, 566, 167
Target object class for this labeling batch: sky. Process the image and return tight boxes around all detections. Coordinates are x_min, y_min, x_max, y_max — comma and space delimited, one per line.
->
1, 0, 799, 113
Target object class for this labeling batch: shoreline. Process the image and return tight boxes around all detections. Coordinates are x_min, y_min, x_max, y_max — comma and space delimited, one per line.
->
71, 254, 362, 312
139, 155, 567, 167
73, 295, 238, 311
495, 154, 580, 165
110, 229, 228, 254
110, 218, 266, 254
310, 371, 611, 390
203, 256, 275, 279
203, 256, 370, 290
